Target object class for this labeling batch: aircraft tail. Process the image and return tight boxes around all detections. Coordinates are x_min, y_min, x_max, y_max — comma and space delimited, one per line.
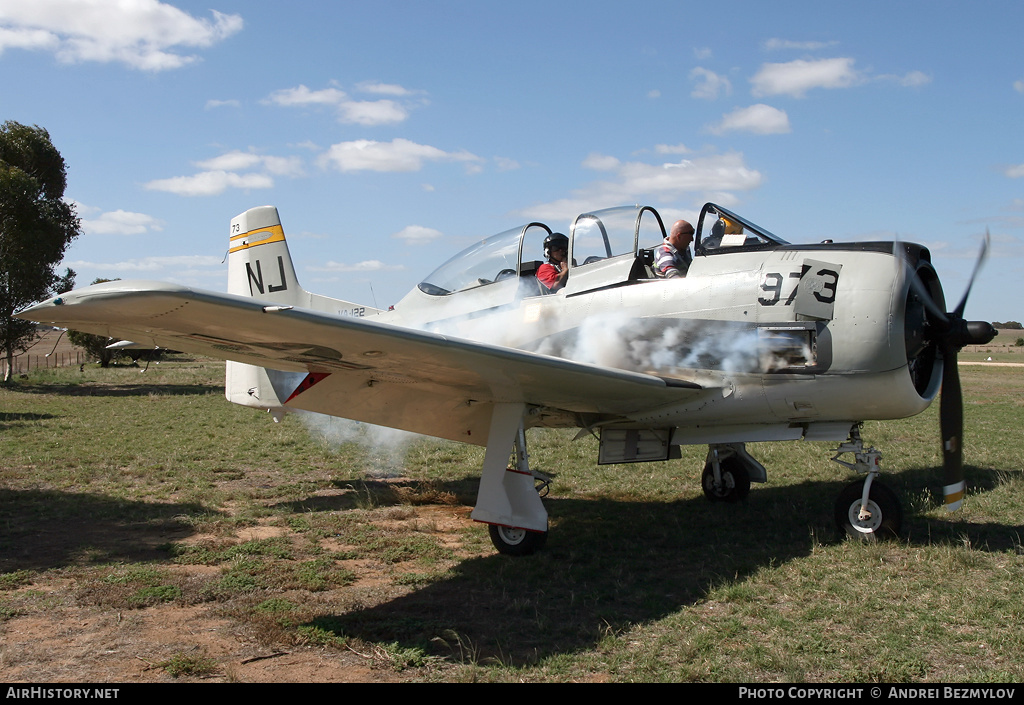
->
225, 205, 381, 414
228, 205, 302, 307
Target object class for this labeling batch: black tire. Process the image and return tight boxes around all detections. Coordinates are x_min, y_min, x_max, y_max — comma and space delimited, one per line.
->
488, 524, 548, 556
834, 479, 902, 541
701, 457, 751, 502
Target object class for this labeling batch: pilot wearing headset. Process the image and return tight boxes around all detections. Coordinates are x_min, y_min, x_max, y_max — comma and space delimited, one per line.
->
537, 232, 570, 292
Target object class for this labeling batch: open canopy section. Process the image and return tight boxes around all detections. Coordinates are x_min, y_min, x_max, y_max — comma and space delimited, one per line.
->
695, 203, 789, 255
418, 223, 553, 297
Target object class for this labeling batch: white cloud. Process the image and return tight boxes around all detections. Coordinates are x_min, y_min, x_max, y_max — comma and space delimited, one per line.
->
709, 104, 791, 135
0, 25, 58, 52
318, 138, 480, 173
0, 0, 242, 71
205, 98, 240, 110
195, 150, 303, 177
690, 67, 732, 100
195, 150, 263, 172
582, 153, 621, 171
655, 144, 691, 155
355, 81, 419, 96
763, 38, 839, 51
494, 157, 520, 171
392, 225, 443, 245
1013, 79, 1023, 94
871, 70, 932, 88
895, 70, 931, 87
265, 84, 348, 107
520, 151, 762, 221
308, 260, 405, 273
66, 255, 222, 273
145, 149, 303, 196
81, 209, 164, 236
264, 82, 421, 126
751, 57, 861, 97
338, 99, 408, 126
1005, 164, 1024, 179
144, 170, 274, 196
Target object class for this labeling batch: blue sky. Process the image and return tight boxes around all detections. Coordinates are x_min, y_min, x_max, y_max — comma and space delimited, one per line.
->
2, 0, 1022, 322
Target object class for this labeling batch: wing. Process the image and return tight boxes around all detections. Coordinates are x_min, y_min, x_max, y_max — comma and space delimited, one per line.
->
18, 281, 712, 444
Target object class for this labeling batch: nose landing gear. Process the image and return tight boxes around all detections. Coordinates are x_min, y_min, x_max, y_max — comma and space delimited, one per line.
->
831, 427, 903, 540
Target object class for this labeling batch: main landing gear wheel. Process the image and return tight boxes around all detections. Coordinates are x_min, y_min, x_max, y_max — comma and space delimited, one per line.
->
834, 479, 903, 541
702, 458, 751, 502
488, 524, 548, 556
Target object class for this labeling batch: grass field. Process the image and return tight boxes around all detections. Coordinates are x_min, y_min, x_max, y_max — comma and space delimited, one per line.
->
1, 347, 1022, 683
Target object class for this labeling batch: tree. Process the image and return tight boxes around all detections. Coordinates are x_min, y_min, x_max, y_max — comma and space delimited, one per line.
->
0, 121, 80, 382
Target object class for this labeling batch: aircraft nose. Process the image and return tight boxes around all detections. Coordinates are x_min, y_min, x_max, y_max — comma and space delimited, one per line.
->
15, 297, 63, 320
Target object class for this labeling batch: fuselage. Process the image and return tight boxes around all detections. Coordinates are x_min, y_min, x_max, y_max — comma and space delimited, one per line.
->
365, 204, 942, 444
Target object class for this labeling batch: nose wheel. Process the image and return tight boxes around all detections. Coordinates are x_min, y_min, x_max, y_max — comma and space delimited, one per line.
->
831, 428, 903, 540
834, 479, 902, 540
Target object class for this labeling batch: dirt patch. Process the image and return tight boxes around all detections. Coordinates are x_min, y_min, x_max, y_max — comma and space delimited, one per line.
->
0, 501, 480, 683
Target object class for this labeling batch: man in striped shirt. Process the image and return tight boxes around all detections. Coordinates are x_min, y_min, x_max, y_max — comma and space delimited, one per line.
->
655, 220, 694, 278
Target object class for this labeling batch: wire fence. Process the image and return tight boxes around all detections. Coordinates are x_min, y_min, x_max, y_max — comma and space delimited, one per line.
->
3, 350, 87, 377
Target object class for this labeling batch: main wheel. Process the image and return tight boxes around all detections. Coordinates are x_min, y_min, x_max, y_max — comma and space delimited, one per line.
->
834, 479, 902, 541
701, 457, 750, 502
488, 524, 548, 556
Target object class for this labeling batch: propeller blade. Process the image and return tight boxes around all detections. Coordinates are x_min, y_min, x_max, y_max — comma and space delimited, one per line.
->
953, 230, 990, 318
899, 230, 991, 512
939, 345, 965, 511
892, 240, 948, 324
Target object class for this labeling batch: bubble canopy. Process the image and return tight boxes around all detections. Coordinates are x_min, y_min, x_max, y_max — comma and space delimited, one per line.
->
417, 206, 671, 296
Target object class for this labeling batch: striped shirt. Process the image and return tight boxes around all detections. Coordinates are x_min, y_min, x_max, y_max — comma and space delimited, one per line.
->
655, 240, 692, 278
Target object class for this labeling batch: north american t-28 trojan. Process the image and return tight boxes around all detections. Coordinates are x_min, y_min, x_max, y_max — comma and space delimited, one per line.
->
18, 202, 996, 554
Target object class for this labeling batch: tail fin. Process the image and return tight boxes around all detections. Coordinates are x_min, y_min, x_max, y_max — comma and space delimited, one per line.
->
227, 205, 383, 315
225, 206, 381, 415
227, 205, 305, 306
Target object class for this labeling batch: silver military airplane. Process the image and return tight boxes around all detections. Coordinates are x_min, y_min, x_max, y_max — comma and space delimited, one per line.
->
16, 202, 996, 555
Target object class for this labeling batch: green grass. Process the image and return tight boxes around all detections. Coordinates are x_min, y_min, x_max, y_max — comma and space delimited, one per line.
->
1, 356, 1023, 682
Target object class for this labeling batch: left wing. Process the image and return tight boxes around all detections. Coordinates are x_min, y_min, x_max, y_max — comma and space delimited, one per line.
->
18, 281, 712, 443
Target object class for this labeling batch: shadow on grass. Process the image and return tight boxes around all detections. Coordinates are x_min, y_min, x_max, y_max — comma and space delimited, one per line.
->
0, 411, 59, 431
11, 382, 222, 397
270, 477, 481, 514
0, 489, 215, 573
296, 468, 1023, 666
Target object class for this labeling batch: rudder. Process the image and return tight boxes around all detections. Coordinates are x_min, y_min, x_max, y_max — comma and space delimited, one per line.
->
227, 206, 302, 305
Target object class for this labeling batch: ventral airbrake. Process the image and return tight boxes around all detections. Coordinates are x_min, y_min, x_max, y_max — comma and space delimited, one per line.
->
18, 202, 996, 554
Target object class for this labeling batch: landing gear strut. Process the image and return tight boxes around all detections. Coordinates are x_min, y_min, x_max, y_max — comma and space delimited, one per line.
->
471, 403, 550, 556
831, 426, 903, 540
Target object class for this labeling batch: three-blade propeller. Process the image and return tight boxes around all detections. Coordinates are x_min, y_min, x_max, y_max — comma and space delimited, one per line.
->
904, 232, 996, 510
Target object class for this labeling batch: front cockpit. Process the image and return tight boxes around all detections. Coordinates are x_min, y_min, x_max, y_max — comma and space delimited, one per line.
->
695, 203, 789, 254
